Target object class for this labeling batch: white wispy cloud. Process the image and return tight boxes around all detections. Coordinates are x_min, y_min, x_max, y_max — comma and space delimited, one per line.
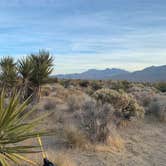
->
0, 0, 166, 73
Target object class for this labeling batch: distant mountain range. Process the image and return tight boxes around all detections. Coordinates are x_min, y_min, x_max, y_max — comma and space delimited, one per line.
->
56, 65, 166, 82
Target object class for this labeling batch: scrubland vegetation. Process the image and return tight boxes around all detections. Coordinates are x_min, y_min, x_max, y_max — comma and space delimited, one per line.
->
0, 51, 166, 165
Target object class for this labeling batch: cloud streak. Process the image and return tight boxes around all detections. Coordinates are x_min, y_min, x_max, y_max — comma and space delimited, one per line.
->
0, 0, 166, 73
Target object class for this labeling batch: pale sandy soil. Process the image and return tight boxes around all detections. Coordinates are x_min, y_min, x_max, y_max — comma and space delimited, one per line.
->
22, 84, 166, 166
41, 118, 166, 166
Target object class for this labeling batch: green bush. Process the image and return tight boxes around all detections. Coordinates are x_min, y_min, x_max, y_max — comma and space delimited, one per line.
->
79, 80, 89, 87
90, 81, 102, 91
93, 88, 144, 120
110, 80, 131, 91
59, 79, 71, 88
155, 82, 166, 92
46, 77, 58, 83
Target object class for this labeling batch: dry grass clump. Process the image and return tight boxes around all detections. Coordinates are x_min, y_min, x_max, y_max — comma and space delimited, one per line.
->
106, 134, 124, 151
66, 93, 93, 112
53, 153, 77, 166
63, 125, 89, 149
67, 95, 83, 112
93, 88, 144, 120
95, 138, 124, 153
94, 129, 124, 152
41, 87, 51, 96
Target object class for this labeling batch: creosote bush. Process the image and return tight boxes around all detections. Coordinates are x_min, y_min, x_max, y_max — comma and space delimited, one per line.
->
110, 80, 131, 91
78, 99, 114, 143
59, 80, 71, 88
79, 80, 89, 87
155, 82, 166, 93
93, 88, 145, 120
90, 81, 102, 91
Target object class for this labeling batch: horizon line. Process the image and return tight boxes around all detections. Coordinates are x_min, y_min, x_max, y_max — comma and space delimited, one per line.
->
54, 64, 166, 75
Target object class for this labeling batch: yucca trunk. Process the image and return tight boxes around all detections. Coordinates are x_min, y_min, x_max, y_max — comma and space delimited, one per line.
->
31, 86, 40, 103
21, 79, 31, 101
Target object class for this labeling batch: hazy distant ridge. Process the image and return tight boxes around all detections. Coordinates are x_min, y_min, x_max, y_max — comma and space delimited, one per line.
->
56, 65, 166, 82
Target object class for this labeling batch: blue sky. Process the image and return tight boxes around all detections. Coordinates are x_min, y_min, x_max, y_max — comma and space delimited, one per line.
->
0, 0, 166, 74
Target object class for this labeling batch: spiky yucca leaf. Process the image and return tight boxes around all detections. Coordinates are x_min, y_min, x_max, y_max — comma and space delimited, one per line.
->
29, 50, 54, 87
0, 90, 53, 166
0, 57, 17, 89
17, 57, 33, 81
28, 50, 54, 102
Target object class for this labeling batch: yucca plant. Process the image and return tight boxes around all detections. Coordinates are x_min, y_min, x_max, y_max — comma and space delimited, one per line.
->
18, 56, 32, 83
0, 57, 17, 92
29, 50, 54, 102
0, 90, 52, 166
17, 57, 33, 100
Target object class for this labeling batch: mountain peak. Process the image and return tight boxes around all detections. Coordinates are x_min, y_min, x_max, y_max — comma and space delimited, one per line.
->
56, 65, 166, 82
56, 68, 129, 80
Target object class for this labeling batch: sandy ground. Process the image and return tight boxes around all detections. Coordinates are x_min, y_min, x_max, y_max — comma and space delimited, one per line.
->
43, 117, 166, 166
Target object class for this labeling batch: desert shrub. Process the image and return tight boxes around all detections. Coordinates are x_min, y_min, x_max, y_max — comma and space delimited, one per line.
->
93, 88, 144, 120
141, 94, 154, 107
121, 80, 131, 90
41, 86, 52, 96
46, 77, 58, 83
67, 95, 80, 112
129, 85, 158, 111
155, 82, 166, 92
41, 89, 50, 96
110, 80, 131, 91
44, 99, 57, 110
79, 80, 89, 87
106, 132, 124, 151
79, 99, 114, 143
134, 91, 156, 112
67, 95, 83, 112
90, 81, 102, 91
85, 88, 94, 96
60, 79, 71, 88
63, 125, 88, 149
94, 128, 124, 152
148, 101, 160, 116
148, 99, 166, 122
